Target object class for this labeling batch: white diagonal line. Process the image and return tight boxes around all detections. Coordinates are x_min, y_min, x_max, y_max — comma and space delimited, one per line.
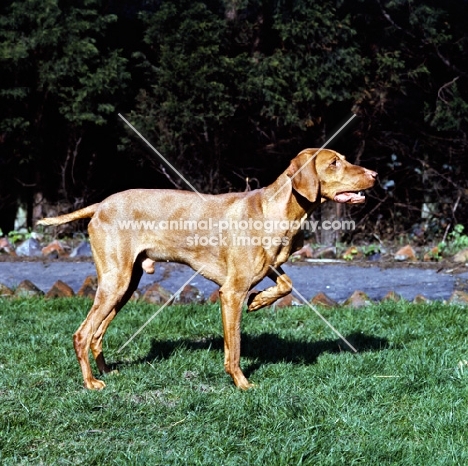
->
118, 113, 206, 201
117, 266, 206, 352
268, 113, 357, 202
269, 266, 357, 352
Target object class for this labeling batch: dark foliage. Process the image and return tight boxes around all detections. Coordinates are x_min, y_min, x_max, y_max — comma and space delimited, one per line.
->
1, 0, 467, 241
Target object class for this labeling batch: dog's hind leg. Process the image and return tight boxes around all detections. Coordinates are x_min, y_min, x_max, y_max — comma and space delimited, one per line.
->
74, 233, 143, 389
90, 264, 143, 375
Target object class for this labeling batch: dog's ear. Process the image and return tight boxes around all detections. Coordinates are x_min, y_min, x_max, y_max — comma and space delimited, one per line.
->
286, 150, 319, 202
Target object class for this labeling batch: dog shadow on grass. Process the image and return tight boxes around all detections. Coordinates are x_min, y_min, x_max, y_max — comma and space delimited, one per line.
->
125, 332, 390, 377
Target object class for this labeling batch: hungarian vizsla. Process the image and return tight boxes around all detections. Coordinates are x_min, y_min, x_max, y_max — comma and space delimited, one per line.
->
38, 148, 377, 390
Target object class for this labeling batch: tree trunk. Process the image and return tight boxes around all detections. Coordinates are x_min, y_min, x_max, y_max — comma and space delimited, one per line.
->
319, 201, 344, 245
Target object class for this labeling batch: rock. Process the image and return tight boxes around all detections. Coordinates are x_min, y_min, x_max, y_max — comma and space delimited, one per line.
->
413, 294, 429, 304
176, 284, 204, 304
342, 246, 363, 261
30, 231, 43, 241
42, 240, 68, 258
15, 280, 44, 297
208, 289, 220, 304
129, 290, 142, 301
0, 237, 16, 256
45, 280, 75, 298
77, 275, 98, 299
0, 283, 14, 297
343, 290, 373, 308
394, 245, 417, 262
291, 244, 313, 260
275, 293, 302, 308
453, 248, 468, 263
70, 241, 92, 258
142, 283, 173, 305
314, 246, 336, 259
310, 292, 338, 308
448, 290, 468, 305
382, 290, 403, 302
16, 238, 42, 257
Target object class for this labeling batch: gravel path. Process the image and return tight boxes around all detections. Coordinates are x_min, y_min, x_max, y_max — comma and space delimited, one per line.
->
1, 260, 467, 302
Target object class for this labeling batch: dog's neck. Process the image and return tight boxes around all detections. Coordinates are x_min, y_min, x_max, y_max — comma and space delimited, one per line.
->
291, 188, 322, 216
262, 173, 321, 221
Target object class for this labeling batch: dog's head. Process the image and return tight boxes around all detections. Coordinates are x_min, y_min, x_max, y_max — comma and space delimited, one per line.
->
287, 148, 377, 204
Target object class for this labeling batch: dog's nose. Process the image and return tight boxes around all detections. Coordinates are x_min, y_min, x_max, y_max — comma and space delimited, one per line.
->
367, 169, 378, 179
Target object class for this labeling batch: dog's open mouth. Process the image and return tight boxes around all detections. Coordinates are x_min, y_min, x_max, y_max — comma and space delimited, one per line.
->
334, 191, 366, 204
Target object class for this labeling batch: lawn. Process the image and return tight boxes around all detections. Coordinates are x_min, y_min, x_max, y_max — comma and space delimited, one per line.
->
0, 297, 467, 465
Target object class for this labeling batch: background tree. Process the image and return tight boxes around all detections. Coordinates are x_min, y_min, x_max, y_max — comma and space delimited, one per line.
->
128, 0, 242, 193
0, 0, 130, 231
0, 0, 467, 245
350, 0, 468, 240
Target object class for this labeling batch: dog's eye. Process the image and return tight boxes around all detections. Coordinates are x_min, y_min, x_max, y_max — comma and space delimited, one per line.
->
330, 159, 339, 168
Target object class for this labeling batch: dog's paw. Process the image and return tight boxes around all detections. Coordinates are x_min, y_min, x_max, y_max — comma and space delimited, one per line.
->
236, 379, 256, 390
247, 291, 262, 312
84, 378, 106, 390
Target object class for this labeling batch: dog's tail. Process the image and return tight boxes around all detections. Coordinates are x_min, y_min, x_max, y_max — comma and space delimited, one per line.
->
37, 203, 100, 226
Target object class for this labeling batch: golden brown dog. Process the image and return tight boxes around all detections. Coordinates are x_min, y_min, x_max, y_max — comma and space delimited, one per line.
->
38, 148, 377, 390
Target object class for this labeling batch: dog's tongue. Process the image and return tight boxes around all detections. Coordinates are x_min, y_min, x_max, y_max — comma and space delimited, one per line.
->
334, 192, 365, 204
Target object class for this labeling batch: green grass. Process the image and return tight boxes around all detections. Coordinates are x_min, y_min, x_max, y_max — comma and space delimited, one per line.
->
1, 298, 468, 465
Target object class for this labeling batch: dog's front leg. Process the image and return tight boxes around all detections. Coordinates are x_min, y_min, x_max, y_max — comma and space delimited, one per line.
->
247, 266, 292, 312
219, 286, 253, 390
